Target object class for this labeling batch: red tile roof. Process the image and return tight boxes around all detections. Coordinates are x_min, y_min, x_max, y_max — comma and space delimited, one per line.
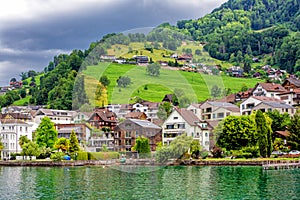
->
257, 82, 287, 92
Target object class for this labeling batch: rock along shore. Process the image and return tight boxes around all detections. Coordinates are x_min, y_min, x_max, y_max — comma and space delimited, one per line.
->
1, 159, 295, 167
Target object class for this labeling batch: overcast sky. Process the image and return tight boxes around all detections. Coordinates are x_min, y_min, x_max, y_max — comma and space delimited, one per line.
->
0, 0, 227, 86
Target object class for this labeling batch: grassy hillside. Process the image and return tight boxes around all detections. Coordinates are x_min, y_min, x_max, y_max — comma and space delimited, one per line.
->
82, 63, 258, 105
106, 41, 233, 68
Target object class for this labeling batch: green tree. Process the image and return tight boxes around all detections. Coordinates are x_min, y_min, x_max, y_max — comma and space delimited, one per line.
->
218, 116, 257, 150
157, 102, 172, 120
39, 146, 52, 159
19, 135, 30, 148
266, 110, 290, 133
21, 141, 41, 160
133, 136, 151, 158
211, 85, 222, 99
287, 111, 300, 150
0, 137, 3, 158
117, 76, 132, 88
255, 110, 272, 157
54, 137, 70, 153
156, 134, 193, 163
35, 117, 58, 149
69, 131, 80, 153
146, 63, 161, 76
190, 140, 202, 159
19, 89, 27, 98
240, 84, 248, 92
100, 75, 110, 87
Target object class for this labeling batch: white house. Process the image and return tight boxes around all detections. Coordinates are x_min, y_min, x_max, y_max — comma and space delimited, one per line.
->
34, 109, 77, 124
252, 82, 287, 99
277, 88, 300, 106
0, 119, 33, 159
199, 101, 240, 121
162, 108, 210, 150
240, 96, 286, 115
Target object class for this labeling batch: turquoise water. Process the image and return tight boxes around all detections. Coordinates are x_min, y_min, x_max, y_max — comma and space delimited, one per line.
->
0, 165, 299, 200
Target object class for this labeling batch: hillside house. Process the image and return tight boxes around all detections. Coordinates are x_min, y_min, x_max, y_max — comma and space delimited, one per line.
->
252, 82, 287, 99
277, 88, 300, 106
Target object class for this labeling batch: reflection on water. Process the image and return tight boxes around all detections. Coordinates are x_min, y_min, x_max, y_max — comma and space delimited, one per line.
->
0, 166, 299, 199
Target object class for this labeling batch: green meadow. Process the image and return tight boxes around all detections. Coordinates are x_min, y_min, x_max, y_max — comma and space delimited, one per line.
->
82, 63, 258, 105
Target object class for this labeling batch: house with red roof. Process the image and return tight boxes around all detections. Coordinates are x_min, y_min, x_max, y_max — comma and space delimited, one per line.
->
252, 82, 287, 99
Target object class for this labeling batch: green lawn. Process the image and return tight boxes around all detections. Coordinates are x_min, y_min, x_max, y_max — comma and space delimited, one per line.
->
13, 96, 31, 106
82, 63, 258, 105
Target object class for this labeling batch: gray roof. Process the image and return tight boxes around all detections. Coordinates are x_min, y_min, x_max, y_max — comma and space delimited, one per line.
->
207, 101, 238, 108
262, 102, 294, 109
129, 119, 161, 129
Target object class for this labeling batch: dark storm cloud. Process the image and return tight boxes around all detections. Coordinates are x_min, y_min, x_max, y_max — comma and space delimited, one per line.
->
0, 0, 227, 86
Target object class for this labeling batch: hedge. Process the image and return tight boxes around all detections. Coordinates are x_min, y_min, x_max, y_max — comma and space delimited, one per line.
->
77, 152, 88, 160
88, 152, 119, 160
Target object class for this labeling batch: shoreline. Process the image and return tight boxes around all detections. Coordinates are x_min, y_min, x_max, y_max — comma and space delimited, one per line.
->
1, 159, 300, 167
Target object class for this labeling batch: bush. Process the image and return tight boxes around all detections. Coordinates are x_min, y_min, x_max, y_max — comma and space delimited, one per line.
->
200, 151, 209, 159
50, 152, 65, 161
88, 152, 119, 160
242, 146, 260, 158
77, 152, 88, 160
212, 146, 223, 158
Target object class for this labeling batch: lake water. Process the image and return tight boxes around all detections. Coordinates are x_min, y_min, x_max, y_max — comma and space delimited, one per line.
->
0, 165, 299, 200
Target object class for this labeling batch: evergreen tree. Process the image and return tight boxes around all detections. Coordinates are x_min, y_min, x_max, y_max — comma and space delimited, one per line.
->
255, 110, 272, 157
69, 130, 80, 153
133, 136, 151, 158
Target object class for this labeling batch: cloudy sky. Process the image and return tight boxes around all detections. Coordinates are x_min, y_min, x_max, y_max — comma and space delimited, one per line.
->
0, 0, 227, 86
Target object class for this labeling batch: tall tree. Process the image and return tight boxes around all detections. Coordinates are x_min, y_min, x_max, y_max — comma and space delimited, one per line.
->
255, 110, 272, 157
69, 131, 80, 153
35, 117, 58, 149
0, 137, 3, 158
287, 111, 300, 150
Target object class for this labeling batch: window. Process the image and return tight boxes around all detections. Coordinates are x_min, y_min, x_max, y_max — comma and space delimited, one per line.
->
213, 114, 216, 119
178, 123, 185, 129
20, 127, 22, 132
205, 132, 208, 137
125, 131, 131, 138
173, 117, 178, 120
268, 108, 272, 112
217, 113, 224, 118
242, 105, 245, 109
166, 125, 174, 129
